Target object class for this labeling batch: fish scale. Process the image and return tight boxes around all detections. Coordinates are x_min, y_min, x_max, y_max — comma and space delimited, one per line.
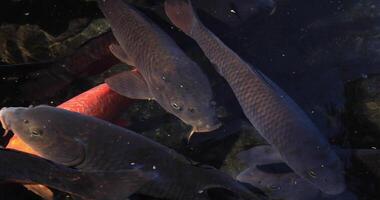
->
98, 0, 220, 132
100, 0, 173, 72
78, 134, 133, 171
73, 121, 243, 200
164, 0, 345, 195
1, 105, 261, 199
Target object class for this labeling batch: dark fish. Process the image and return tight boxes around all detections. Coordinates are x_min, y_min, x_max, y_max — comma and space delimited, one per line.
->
238, 166, 325, 200
236, 146, 366, 200
211, 0, 380, 139
0, 105, 260, 200
237, 147, 303, 198
239, 145, 380, 178
98, 0, 221, 133
164, 0, 345, 195
237, 166, 357, 200
0, 148, 155, 200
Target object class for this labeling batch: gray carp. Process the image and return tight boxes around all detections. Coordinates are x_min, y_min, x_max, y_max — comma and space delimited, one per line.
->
164, 0, 345, 194
0, 105, 260, 200
98, 0, 220, 133
236, 145, 361, 200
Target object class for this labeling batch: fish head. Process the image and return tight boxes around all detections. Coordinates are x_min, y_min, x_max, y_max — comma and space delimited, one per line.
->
160, 88, 222, 133
0, 106, 85, 166
153, 62, 221, 133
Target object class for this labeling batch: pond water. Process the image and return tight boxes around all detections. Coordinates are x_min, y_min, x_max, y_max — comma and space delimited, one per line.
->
0, 0, 379, 200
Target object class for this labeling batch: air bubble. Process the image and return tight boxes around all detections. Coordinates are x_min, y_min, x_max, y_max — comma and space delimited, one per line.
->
308, 170, 317, 178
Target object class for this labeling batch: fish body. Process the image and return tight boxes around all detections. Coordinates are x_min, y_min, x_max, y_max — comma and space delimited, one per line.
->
7, 83, 130, 154
164, 0, 345, 195
237, 146, 319, 200
238, 165, 323, 200
0, 105, 259, 200
237, 165, 357, 200
98, 0, 220, 132
236, 146, 362, 200
6, 83, 131, 199
0, 149, 155, 200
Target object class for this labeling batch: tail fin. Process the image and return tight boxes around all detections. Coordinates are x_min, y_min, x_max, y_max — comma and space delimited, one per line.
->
164, 0, 199, 35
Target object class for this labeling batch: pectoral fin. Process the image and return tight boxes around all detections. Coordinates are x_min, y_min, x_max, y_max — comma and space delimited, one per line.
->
105, 71, 153, 100
109, 44, 135, 66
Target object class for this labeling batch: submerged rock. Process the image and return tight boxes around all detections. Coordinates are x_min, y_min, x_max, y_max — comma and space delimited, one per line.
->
355, 76, 380, 129
220, 123, 267, 177
345, 75, 380, 148
50, 18, 110, 57
0, 24, 53, 63
0, 19, 109, 64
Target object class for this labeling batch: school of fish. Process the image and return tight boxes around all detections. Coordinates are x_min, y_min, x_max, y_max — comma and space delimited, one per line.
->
0, 0, 379, 200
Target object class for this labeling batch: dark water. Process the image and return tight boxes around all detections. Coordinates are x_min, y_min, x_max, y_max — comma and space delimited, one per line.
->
0, 0, 380, 199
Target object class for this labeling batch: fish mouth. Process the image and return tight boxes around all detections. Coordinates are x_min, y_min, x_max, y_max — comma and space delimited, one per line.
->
0, 107, 12, 136
193, 121, 222, 133
188, 121, 222, 140
0, 107, 29, 137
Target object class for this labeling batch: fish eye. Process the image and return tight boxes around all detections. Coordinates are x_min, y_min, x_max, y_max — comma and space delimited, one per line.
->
188, 108, 195, 113
30, 128, 43, 137
171, 102, 182, 111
